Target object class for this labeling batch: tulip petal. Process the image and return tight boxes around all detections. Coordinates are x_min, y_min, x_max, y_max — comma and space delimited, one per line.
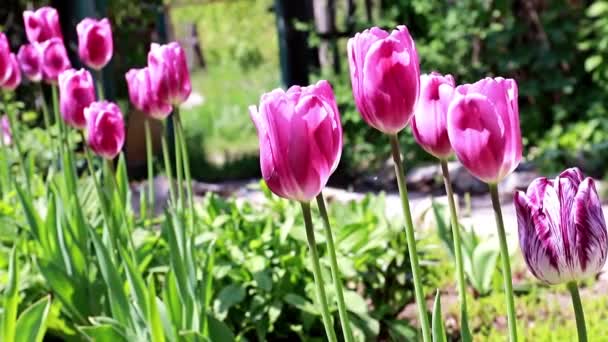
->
573, 178, 608, 275
447, 94, 505, 182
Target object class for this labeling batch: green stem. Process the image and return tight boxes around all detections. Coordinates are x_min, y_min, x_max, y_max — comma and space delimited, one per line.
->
439, 159, 471, 341
316, 193, 354, 342
388, 134, 431, 342
96, 71, 105, 100
300, 202, 337, 342
38, 84, 51, 130
567, 281, 587, 342
174, 109, 195, 227
145, 119, 155, 219
161, 134, 176, 206
488, 183, 518, 342
171, 114, 184, 210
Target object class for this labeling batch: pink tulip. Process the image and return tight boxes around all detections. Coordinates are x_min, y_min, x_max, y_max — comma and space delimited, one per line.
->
1, 54, 21, 91
17, 44, 43, 82
514, 168, 608, 284
125, 67, 172, 119
40, 38, 71, 83
77, 18, 113, 70
0, 33, 11, 84
249, 80, 342, 202
447, 77, 522, 183
58, 69, 96, 129
411, 73, 456, 159
23, 7, 62, 44
347, 26, 420, 134
1, 115, 11, 146
147, 42, 191, 106
84, 101, 125, 159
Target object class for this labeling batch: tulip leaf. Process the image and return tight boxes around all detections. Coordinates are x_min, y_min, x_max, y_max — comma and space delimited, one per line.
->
14, 295, 52, 342
2, 247, 18, 342
432, 290, 446, 342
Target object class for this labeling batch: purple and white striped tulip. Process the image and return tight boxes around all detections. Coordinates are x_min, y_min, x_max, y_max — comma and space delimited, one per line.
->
514, 168, 608, 284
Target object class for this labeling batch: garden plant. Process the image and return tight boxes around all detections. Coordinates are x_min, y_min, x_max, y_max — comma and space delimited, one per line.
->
0, 4, 607, 342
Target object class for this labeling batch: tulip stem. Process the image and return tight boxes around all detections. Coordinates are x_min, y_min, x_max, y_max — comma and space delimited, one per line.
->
145, 119, 155, 219
488, 183, 518, 342
567, 281, 588, 342
173, 109, 195, 227
96, 71, 105, 100
37, 84, 51, 130
439, 159, 471, 341
388, 134, 431, 342
316, 193, 354, 342
300, 202, 337, 342
171, 113, 184, 210
161, 134, 176, 206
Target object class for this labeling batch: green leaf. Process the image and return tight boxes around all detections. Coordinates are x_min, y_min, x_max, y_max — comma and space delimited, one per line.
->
587, 2, 608, 17
585, 55, 603, 72
2, 247, 18, 342
147, 277, 166, 342
207, 314, 235, 342
343, 291, 368, 315
214, 284, 245, 320
163, 271, 183, 336
119, 246, 149, 316
89, 230, 132, 328
471, 239, 499, 295
15, 184, 43, 241
79, 324, 129, 342
14, 295, 52, 342
283, 294, 318, 315
432, 290, 446, 342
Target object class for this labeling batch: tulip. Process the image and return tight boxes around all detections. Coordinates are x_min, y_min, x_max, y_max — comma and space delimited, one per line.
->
17, 44, 42, 82
40, 38, 71, 83
0, 33, 11, 84
447, 77, 522, 183
514, 167, 608, 284
347, 25, 420, 134
84, 101, 125, 159
1, 115, 11, 146
411, 73, 455, 159
147, 42, 192, 106
1, 54, 21, 91
125, 67, 171, 119
249, 80, 342, 202
23, 7, 62, 44
76, 18, 113, 70
58, 69, 96, 129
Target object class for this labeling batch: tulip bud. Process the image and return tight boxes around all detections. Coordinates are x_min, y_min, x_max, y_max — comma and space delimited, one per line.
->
125, 67, 172, 119
147, 42, 191, 106
347, 26, 420, 134
447, 77, 522, 183
58, 69, 96, 129
249, 80, 342, 202
0, 33, 11, 84
84, 101, 125, 159
514, 168, 608, 284
1, 54, 20, 91
77, 18, 113, 70
40, 38, 71, 83
411, 73, 455, 159
17, 44, 42, 82
1, 115, 11, 146
23, 7, 63, 44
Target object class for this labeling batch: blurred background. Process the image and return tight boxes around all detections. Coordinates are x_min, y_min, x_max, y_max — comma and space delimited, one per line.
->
3, 0, 608, 189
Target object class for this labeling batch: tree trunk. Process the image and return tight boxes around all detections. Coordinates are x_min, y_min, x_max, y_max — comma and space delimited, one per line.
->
313, 0, 340, 74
